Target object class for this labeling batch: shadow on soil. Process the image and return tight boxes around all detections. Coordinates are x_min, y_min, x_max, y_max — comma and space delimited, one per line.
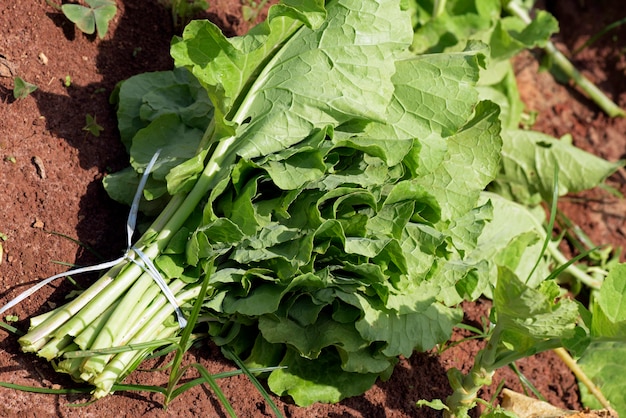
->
29, 1, 178, 268
337, 351, 455, 418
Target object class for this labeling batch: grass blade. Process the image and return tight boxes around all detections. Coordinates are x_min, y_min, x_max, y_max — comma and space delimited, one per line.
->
0, 381, 92, 394
573, 17, 626, 55
62, 335, 204, 358
168, 366, 286, 400
190, 363, 237, 418
165, 260, 213, 403
0, 320, 23, 335
224, 347, 284, 418
526, 166, 559, 283
508, 362, 546, 401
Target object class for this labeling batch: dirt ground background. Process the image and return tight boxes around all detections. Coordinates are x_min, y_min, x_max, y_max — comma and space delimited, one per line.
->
0, 1, 624, 417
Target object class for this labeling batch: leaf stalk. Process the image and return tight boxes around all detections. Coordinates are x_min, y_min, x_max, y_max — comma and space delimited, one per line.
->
505, 0, 625, 117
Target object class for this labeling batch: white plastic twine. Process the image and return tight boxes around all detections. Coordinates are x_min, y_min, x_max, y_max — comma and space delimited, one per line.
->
0, 150, 188, 328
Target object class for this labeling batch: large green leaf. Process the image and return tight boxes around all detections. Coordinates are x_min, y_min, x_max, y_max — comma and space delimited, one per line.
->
338, 292, 462, 357
129, 114, 205, 180
114, 67, 212, 149
589, 299, 626, 338
489, 11, 558, 60
259, 313, 366, 359
490, 268, 579, 368
494, 270, 578, 339
396, 42, 486, 140
578, 341, 626, 416
416, 100, 502, 221
173, 0, 413, 158
362, 41, 488, 174
597, 264, 626, 324
267, 348, 380, 406
468, 192, 549, 293
102, 167, 169, 215
171, 0, 326, 118
494, 130, 623, 204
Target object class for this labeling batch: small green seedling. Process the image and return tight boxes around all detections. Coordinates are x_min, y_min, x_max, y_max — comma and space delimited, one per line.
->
4, 315, 18, 323
242, 0, 270, 22
83, 114, 104, 137
58, 0, 117, 39
13, 77, 37, 99
90, 87, 107, 99
4, 156, 16, 163
64, 75, 72, 87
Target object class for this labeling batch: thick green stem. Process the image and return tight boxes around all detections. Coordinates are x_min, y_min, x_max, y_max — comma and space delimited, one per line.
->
505, 1, 625, 117
79, 278, 188, 379
51, 266, 147, 339
92, 325, 177, 398
136, 193, 187, 247
90, 284, 202, 397
433, 0, 446, 18
29, 306, 60, 328
38, 300, 120, 359
444, 366, 495, 418
73, 299, 121, 350
79, 272, 167, 379
54, 343, 84, 381
443, 322, 565, 417
46, 279, 193, 397
553, 347, 616, 414
36, 335, 74, 360
19, 262, 127, 349
118, 280, 188, 344
543, 42, 625, 117
150, 135, 237, 249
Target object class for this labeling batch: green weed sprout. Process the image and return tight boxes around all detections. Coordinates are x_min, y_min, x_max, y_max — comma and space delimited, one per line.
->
47, 0, 117, 39
13, 76, 37, 99
83, 114, 104, 137
242, 0, 270, 23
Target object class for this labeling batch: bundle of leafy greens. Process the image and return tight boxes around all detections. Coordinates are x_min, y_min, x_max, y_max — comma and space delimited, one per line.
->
10, 0, 626, 412
17, 0, 501, 403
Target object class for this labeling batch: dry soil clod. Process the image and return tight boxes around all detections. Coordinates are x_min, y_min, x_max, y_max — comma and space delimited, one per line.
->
0, 53, 17, 77
32, 155, 46, 179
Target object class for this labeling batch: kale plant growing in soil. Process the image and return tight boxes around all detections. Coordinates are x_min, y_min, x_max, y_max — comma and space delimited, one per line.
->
1, 0, 626, 417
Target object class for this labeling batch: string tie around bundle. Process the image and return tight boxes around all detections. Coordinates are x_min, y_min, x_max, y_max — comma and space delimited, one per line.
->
0, 151, 187, 328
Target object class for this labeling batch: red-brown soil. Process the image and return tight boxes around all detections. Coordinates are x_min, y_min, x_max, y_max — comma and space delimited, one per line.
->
0, 1, 624, 417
